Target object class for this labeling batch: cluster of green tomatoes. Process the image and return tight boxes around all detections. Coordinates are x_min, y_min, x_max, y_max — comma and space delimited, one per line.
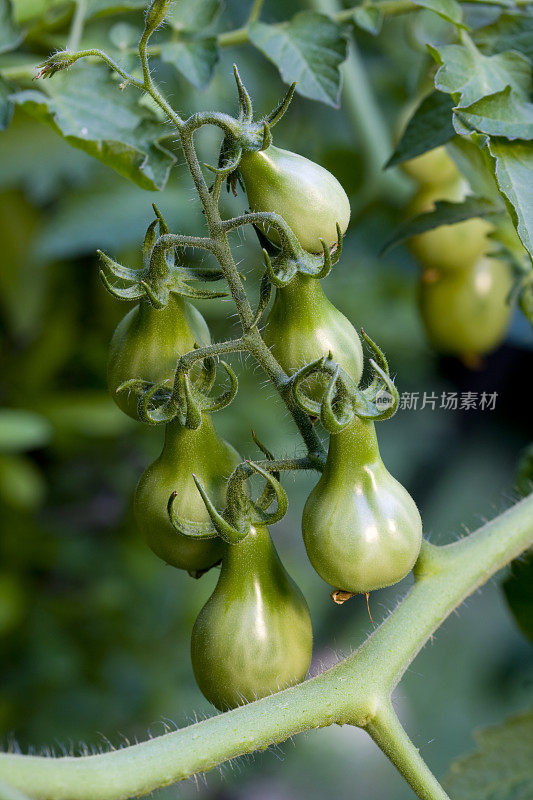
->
103, 136, 423, 711
404, 147, 514, 364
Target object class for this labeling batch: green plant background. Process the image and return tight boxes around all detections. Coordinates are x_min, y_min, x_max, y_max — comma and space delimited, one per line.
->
0, 1, 532, 797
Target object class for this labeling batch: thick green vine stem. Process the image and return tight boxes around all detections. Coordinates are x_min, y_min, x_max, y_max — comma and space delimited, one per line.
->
2, 493, 532, 800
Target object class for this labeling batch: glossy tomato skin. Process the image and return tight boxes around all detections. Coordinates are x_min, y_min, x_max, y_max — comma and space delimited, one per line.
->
191, 523, 313, 710
108, 294, 210, 420
418, 256, 513, 358
407, 179, 493, 274
134, 415, 241, 572
302, 417, 422, 594
238, 145, 350, 253
263, 274, 363, 397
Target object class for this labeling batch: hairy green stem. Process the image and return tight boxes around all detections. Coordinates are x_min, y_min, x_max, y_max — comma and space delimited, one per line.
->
174, 338, 247, 373
366, 702, 451, 800
2, 493, 532, 800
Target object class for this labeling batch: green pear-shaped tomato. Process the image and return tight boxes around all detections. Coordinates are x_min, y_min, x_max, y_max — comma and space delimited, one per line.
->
107, 294, 210, 420
263, 273, 363, 398
402, 146, 459, 187
407, 179, 492, 274
418, 256, 513, 358
238, 145, 350, 253
302, 417, 422, 594
134, 415, 241, 572
191, 523, 313, 710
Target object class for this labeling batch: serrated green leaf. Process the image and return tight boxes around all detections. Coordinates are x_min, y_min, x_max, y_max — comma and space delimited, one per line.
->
485, 138, 533, 259
352, 6, 383, 35
382, 195, 502, 254
411, 0, 463, 26
430, 41, 531, 108
444, 707, 533, 800
0, 76, 13, 129
475, 12, 533, 61
166, 0, 221, 32
456, 86, 533, 139
0, 0, 22, 54
387, 92, 455, 167
503, 550, 533, 644
160, 36, 219, 89
0, 409, 53, 453
249, 12, 347, 107
11, 65, 176, 190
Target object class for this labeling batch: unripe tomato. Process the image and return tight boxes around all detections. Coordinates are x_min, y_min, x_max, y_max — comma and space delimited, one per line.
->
408, 179, 493, 274
191, 523, 312, 710
302, 417, 422, 594
108, 294, 210, 420
402, 146, 459, 187
418, 256, 513, 358
134, 415, 241, 572
238, 145, 350, 253
263, 274, 363, 397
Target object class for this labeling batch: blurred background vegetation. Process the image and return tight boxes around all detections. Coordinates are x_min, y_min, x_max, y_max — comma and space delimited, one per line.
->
0, 0, 532, 797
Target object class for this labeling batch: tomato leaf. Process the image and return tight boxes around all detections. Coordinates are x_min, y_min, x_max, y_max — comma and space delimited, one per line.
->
411, 0, 464, 27
249, 12, 348, 107
382, 196, 502, 254
386, 92, 455, 168
446, 135, 503, 203
0, 0, 23, 53
444, 707, 533, 799
0, 409, 52, 453
11, 65, 176, 191
352, 6, 383, 35
485, 138, 533, 259
166, 0, 221, 31
430, 41, 531, 109
455, 87, 533, 139
160, 36, 219, 89
475, 12, 533, 61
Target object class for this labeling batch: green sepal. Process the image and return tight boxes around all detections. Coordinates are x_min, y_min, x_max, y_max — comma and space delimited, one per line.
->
290, 332, 399, 431
99, 207, 225, 308
250, 216, 343, 286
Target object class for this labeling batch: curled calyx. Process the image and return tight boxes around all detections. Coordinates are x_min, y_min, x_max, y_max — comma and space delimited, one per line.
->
290, 330, 399, 432
250, 217, 343, 288
201, 64, 296, 184
118, 351, 239, 427
167, 450, 289, 546
98, 204, 227, 308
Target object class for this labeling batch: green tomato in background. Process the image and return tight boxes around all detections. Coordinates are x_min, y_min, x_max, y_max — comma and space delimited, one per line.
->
238, 145, 350, 253
407, 179, 493, 274
302, 417, 423, 594
418, 256, 513, 359
191, 523, 313, 710
107, 294, 210, 420
134, 415, 241, 573
263, 274, 363, 398
402, 146, 459, 187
